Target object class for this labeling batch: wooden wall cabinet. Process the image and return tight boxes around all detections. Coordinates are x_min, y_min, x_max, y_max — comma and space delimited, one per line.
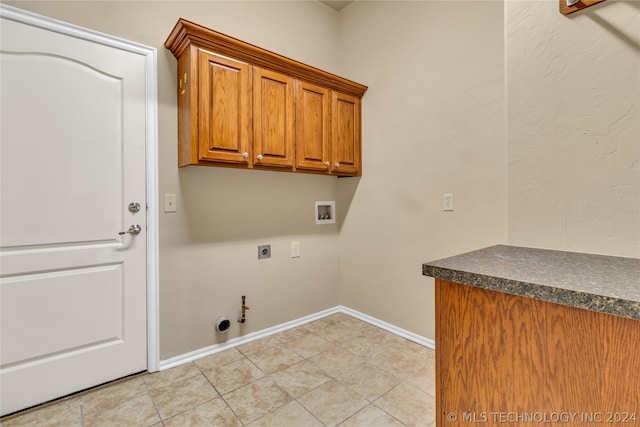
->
165, 18, 368, 176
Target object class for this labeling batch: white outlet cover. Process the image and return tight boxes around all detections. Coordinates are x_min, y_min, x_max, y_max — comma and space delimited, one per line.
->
443, 193, 454, 211
291, 241, 301, 258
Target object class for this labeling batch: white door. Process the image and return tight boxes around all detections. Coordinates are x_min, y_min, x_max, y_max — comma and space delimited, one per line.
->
0, 7, 154, 415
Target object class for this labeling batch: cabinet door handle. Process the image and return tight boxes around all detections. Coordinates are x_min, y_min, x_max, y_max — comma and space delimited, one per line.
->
324, 161, 330, 167
334, 162, 340, 168
257, 154, 264, 161
242, 152, 249, 158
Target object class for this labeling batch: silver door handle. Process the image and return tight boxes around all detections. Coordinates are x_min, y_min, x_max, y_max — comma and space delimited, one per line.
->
119, 224, 142, 235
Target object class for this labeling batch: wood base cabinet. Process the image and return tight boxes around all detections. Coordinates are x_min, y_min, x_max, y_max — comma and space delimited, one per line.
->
436, 279, 640, 427
166, 18, 367, 176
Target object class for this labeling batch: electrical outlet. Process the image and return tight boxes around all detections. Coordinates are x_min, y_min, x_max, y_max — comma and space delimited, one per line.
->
443, 193, 454, 211
291, 241, 300, 258
258, 244, 271, 259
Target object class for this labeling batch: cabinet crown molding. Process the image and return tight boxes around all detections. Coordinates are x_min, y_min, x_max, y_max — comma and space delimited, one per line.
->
165, 18, 367, 98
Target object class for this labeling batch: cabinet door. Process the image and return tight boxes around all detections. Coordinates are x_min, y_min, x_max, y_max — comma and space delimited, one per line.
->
253, 67, 294, 168
295, 81, 330, 172
331, 91, 361, 176
198, 49, 251, 165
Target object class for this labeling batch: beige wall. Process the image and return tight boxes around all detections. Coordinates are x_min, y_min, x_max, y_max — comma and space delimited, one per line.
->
4, 0, 638, 362
5, 0, 344, 360
335, 1, 507, 339
506, 0, 640, 258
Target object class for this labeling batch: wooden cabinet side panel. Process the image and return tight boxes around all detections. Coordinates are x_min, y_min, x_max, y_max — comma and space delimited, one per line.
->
435, 279, 444, 427
177, 47, 198, 167
253, 67, 294, 168
295, 81, 330, 172
437, 280, 640, 427
546, 302, 640, 421
331, 91, 361, 176
198, 49, 251, 165
436, 280, 545, 427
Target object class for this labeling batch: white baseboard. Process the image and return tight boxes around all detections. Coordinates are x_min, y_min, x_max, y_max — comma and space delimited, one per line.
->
338, 305, 435, 350
158, 305, 433, 371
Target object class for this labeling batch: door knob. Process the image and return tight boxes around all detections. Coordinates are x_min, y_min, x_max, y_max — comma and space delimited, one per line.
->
257, 154, 264, 161
128, 202, 141, 213
119, 224, 142, 235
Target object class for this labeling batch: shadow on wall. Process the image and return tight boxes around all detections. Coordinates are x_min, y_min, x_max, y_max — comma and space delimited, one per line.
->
337, 175, 361, 232
577, 2, 640, 52
178, 165, 358, 243
623, 0, 640, 11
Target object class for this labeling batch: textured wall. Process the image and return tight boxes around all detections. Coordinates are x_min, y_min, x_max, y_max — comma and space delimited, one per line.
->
506, 0, 640, 258
336, 1, 507, 339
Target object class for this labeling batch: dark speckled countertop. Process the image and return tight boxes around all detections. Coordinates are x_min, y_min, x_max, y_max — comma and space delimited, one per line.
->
422, 245, 640, 320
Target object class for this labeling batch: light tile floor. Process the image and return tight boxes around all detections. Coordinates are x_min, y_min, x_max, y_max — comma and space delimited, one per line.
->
1, 313, 436, 427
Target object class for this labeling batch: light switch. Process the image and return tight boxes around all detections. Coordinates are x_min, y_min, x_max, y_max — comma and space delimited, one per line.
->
164, 194, 177, 213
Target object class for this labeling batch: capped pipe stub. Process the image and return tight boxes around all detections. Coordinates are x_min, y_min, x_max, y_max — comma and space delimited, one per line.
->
216, 316, 231, 333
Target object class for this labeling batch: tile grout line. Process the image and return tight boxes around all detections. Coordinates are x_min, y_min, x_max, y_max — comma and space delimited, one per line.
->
203, 357, 250, 427
145, 375, 167, 427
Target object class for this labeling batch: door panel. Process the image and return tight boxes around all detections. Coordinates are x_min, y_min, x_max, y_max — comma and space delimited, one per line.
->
296, 81, 330, 172
253, 67, 294, 168
1, 265, 124, 365
198, 49, 251, 164
331, 91, 361, 176
1, 52, 122, 247
0, 9, 148, 415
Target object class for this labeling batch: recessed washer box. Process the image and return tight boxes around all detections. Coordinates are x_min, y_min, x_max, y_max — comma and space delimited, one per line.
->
315, 201, 336, 225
